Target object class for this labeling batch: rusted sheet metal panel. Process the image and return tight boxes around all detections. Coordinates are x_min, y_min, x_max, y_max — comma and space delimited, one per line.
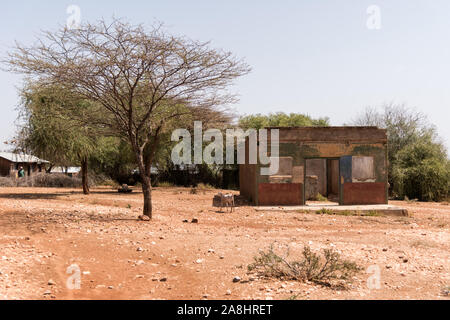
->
340, 156, 352, 183
352, 156, 375, 182
239, 164, 257, 203
343, 183, 387, 205
258, 183, 304, 206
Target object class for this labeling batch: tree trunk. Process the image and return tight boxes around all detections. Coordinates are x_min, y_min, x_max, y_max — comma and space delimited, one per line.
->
81, 157, 90, 195
141, 174, 152, 219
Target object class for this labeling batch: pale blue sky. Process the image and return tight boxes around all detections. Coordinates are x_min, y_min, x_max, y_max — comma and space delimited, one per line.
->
1, 1, 450, 151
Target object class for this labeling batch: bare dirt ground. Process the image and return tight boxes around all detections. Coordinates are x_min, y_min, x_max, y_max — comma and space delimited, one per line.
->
0, 186, 448, 300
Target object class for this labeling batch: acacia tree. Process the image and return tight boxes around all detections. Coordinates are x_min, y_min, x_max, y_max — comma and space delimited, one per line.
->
5, 19, 250, 219
16, 84, 100, 195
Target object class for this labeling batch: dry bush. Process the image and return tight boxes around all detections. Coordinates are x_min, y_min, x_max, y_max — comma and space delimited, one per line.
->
33, 174, 81, 188
0, 177, 16, 187
1, 174, 82, 188
248, 245, 360, 287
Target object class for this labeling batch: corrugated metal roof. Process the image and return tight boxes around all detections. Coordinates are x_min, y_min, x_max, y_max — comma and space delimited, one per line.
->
50, 166, 81, 174
0, 152, 50, 164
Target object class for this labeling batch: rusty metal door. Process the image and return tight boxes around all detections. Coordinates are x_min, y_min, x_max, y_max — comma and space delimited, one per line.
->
339, 156, 352, 205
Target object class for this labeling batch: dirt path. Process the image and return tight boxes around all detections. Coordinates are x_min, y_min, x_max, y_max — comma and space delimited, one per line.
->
0, 187, 449, 300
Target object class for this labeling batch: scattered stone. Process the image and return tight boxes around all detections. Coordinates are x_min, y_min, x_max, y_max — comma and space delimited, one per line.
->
108, 286, 114, 290
226, 290, 232, 296
43, 290, 52, 296
137, 247, 144, 252
196, 259, 204, 264
138, 215, 151, 222
403, 259, 409, 263
160, 278, 168, 282
233, 276, 241, 283
192, 219, 199, 224
48, 279, 56, 286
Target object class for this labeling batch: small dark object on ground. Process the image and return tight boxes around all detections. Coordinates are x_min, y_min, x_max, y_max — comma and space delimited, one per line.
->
118, 184, 133, 194
191, 219, 199, 224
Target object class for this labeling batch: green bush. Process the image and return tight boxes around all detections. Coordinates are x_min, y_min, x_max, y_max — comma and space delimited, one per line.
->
353, 105, 449, 202
392, 138, 450, 202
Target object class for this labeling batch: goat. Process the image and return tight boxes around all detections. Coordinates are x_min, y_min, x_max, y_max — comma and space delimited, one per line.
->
216, 193, 235, 213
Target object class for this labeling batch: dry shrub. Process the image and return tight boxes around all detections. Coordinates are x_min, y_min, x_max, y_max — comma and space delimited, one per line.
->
248, 245, 360, 288
0, 174, 81, 188
32, 174, 81, 188
0, 177, 16, 187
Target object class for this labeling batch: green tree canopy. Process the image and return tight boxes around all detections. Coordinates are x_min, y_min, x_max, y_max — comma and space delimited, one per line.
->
353, 103, 449, 201
239, 112, 330, 130
16, 83, 106, 194
392, 134, 450, 202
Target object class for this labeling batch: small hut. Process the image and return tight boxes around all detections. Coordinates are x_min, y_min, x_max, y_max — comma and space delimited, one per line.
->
0, 152, 49, 178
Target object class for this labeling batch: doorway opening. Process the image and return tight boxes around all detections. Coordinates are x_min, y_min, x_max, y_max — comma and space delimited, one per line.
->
304, 158, 340, 206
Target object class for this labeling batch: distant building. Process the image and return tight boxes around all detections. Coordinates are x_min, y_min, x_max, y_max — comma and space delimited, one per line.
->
50, 166, 81, 177
0, 152, 49, 178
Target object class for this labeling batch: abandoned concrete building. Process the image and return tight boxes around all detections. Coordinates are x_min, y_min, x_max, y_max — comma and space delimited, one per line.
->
239, 127, 388, 206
